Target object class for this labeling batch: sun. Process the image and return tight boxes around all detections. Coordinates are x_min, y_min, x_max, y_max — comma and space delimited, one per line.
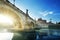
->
0, 14, 13, 25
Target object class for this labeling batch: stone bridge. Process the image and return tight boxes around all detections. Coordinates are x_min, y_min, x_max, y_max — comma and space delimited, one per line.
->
0, 0, 36, 32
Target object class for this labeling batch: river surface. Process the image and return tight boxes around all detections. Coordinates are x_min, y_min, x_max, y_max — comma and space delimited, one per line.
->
0, 30, 60, 40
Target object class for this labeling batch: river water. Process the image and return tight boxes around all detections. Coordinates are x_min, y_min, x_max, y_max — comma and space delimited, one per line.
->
0, 32, 14, 40
0, 30, 60, 40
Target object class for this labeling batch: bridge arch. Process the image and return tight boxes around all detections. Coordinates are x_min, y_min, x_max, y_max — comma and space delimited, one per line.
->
0, 3, 24, 31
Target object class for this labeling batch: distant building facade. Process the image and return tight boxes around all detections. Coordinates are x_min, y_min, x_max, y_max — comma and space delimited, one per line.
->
36, 18, 48, 29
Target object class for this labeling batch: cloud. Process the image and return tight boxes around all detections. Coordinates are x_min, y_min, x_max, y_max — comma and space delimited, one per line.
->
39, 11, 53, 17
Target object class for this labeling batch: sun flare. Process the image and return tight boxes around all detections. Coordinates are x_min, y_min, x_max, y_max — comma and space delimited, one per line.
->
0, 14, 13, 25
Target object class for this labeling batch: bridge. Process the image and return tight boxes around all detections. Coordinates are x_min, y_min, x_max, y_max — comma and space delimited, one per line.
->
0, 0, 36, 32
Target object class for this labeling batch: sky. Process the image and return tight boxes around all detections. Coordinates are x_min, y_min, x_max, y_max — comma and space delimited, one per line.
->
9, 0, 60, 23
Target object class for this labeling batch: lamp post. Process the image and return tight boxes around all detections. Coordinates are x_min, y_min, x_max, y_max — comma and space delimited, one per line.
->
13, 0, 15, 5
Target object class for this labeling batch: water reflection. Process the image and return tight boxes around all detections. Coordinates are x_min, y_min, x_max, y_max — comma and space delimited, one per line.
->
0, 29, 60, 40
0, 28, 14, 40
0, 32, 14, 40
36, 32, 40, 40
12, 31, 36, 40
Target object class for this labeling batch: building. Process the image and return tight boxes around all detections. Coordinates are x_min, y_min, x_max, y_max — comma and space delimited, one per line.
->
36, 18, 48, 29
35, 18, 50, 35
